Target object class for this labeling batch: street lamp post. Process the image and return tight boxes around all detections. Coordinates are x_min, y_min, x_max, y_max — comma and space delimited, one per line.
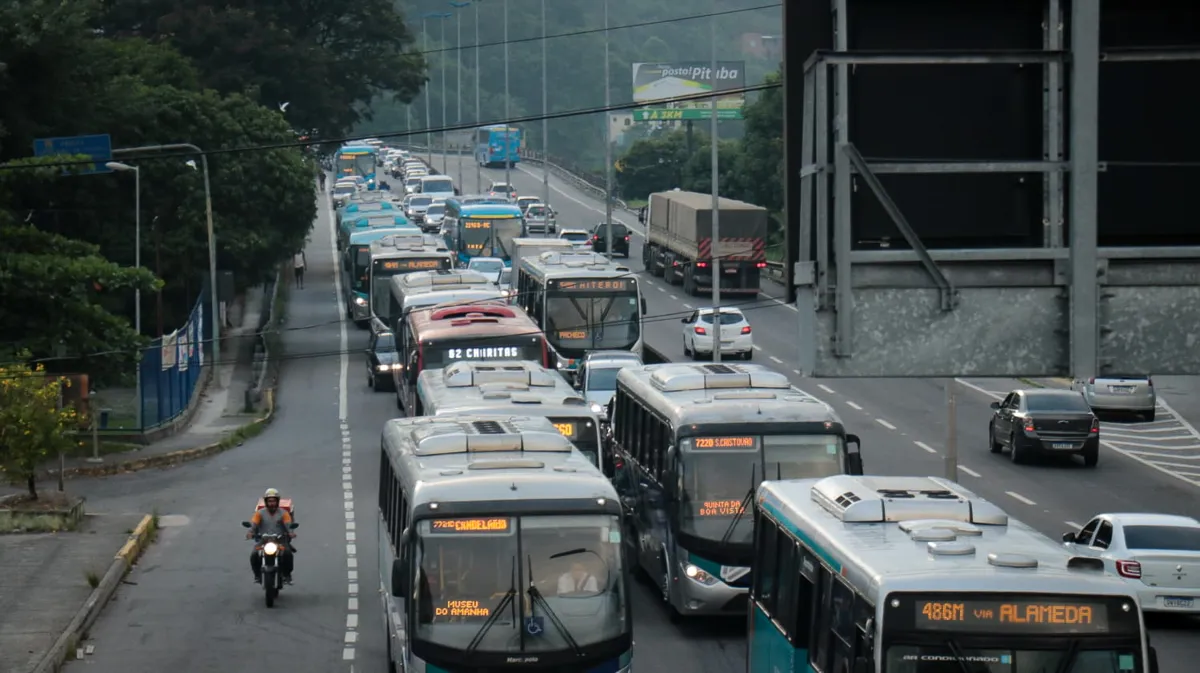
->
474, 0, 482, 193
441, 16, 448, 174
541, 0, 549, 208
709, 0, 721, 361
451, 1, 470, 188
603, 0, 613, 262
111, 144, 220, 385
422, 17, 433, 165
503, 0, 511, 190
105, 161, 142, 430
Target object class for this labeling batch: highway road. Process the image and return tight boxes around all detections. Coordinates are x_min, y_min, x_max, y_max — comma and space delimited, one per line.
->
62, 164, 1199, 672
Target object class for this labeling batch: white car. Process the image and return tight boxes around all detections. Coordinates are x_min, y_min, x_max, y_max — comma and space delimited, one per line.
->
681, 307, 753, 360
558, 228, 592, 251
488, 182, 517, 201
467, 257, 506, 284
525, 203, 556, 234
516, 196, 541, 214
1062, 513, 1200, 613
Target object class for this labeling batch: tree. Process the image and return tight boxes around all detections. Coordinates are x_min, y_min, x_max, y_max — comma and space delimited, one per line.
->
0, 358, 79, 500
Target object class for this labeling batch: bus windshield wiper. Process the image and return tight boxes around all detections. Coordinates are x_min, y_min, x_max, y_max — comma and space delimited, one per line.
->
464, 558, 518, 660
526, 555, 582, 656
720, 463, 757, 545
1054, 639, 1081, 673
942, 638, 972, 673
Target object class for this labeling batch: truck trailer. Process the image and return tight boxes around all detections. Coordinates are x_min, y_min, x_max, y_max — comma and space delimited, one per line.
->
637, 190, 768, 296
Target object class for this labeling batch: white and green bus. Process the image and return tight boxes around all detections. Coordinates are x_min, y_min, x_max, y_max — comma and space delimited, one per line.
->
514, 251, 646, 381
367, 235, 454, 324
378, 414, 633, 672
609, 362, 862, 619
415, 360, 606, 471
750, 475, 1158, 673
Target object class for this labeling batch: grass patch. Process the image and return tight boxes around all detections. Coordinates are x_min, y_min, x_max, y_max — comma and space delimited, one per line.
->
85, 569, 100, 588
148, 509, 161, 543
624, 198, 647, 209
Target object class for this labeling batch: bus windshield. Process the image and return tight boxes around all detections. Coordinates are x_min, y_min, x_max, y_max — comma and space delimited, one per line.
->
460, 217, 524, 261
372, 257, 451, 318
544, 290, 640, 355
885, 644, 1141, 673
546, 416, 601, 468
414, 514, 626, 654
337, 152, 376, 177
679, 435, 845, 544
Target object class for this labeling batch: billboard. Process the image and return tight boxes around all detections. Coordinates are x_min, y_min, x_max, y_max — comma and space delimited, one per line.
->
631, 62, 745, 121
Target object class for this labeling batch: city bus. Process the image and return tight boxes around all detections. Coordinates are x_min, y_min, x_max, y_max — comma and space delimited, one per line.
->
516, 251, 646, 381
378, 414, 633, 673
442, 199, 525, 267
750, 475, 1157, 673
385, 269, 504, 327
367, 235, 454, 323
336, 143, 379, 189
415, 360, 606, 470
609, 362, 863, 618
475, 124, 522, 167
344, 227, 422, 325
339, 210, 409, 252
335, 196, 397, 229
392, 302, 550, 413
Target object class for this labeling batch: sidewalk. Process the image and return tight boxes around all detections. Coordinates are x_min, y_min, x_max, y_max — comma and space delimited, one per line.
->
36, 285, 272, 482
0, 512, 146, 673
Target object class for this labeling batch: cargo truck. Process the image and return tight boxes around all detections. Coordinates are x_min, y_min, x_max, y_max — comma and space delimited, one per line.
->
637, 190, 768, 295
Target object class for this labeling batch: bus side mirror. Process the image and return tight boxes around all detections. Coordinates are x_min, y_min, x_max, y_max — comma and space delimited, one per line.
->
391, 558, 408, 597
1149, 646, 1159, 673
845, 434, 863, 475
1062, 531, 1077, 543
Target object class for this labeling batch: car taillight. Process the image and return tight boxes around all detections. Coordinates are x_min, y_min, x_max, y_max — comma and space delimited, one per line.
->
741, 326, 752, 334
1090, 417, 1099, 433
1147, 376, 1153, 387
1115, 560, 1142, 579
624, 235, 630, 241
1024, 421, 1035, 432
696, 261, 708, 268
694, 326, 707, 335
755, 262, 767, 268
593, 235, 599, 241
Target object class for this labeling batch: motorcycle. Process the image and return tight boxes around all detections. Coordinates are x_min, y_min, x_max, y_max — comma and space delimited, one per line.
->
241, 520, 299, 607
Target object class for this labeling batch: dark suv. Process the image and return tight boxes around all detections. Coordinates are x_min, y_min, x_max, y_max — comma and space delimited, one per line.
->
589, 223, 630, 257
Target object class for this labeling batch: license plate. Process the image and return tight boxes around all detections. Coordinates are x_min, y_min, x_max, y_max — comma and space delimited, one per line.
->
1162, 596, 1194, 609
1109, 386, 1134, 394
724, 269, 737, 274
1051, 442, 1074, 449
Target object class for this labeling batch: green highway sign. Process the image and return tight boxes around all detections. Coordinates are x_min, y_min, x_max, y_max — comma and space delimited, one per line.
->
631, 108, 744, 122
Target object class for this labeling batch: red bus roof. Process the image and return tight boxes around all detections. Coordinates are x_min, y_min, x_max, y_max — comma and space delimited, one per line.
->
409, 302, 541, 342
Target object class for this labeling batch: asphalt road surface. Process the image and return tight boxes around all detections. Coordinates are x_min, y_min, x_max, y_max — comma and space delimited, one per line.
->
64, 163, 1200, 672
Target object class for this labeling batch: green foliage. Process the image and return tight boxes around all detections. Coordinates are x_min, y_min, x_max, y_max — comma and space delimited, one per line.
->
0, 357, 80, 500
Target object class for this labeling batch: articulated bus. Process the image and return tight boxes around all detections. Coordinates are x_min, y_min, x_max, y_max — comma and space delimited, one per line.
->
750, 475, 1157, 673
345, 227, 422, 325
475, 124, 522, 167
443, 199, 525, 266
336, 143, 379, 188
378, 414, 633, 673
515, 251, 646, 381
367, 235, 454, 323
392, 302, 550, 414
609, 363, 863, 618
416, 360, 606, 470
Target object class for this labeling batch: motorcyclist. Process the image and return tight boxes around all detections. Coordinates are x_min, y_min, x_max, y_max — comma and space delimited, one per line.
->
247, 488, 296, 584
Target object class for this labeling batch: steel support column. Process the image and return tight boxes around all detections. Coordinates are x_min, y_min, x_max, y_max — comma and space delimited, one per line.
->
1069, 0, 1101, 381
1044, 0, 1065, 248
831, 0, 852, 356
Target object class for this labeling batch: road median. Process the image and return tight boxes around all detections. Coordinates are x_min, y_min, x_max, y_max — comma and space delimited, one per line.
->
31, 513, 159, 673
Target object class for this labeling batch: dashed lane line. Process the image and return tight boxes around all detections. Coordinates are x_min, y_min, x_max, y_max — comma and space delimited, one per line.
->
1065, 520, 1082, 529
753, 344, 763, 351
957, 466, 982, 478
914, 441, 937, 454
793, 369, 801, 375
846, 401, 863, 411
1006, 491, 1037, 506
817, 384, 836, 394
769, 355, 783, 364
669, 294, 678, 300
875, 418, 897, 430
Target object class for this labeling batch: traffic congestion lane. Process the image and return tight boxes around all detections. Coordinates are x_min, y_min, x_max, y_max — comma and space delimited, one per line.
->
63, 200, 354, 673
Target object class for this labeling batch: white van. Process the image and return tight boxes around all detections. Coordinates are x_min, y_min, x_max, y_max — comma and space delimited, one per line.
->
417, 174, 455, 199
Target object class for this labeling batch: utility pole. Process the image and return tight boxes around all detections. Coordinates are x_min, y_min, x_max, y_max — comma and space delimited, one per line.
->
541, 0, 550, 208
454, 2, 466, 187
474, 1, 482, 193
603, 0, 613, 262
709, 0, 721, 361
440, 17, 448, 174
423, 18, 433, 166
503, 0, 511, 190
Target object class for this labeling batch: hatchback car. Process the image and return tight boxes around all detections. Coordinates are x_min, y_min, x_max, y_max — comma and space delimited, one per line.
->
681, 307, 753, 360
576, 351, 643, 413
558, 228, 592, 251
525, 203, 556, 234
516, 195, 541, 214
589, 222, 630, 257
988, 388, 1100, 465
1072, 375, 1157, 421
1062, 513, 1200, 613
488, 182, 517, 201
366, 323, 399, 391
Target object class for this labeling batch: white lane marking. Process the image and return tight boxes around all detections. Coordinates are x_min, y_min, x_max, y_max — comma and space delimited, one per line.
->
954, 377, 1200, 490
958, 466, 982, 478
817, 384, 836, 394
1006, 491, 1037, 506
329, 196, 357, 664
1101, 424, 1189, 433
769, 355, 783, 364
347, 614, 359, 628
793, 369, 801, 375
875, 418, 897, 430
846, 401, 863, 411
683, 303, 693, 309
914, 441, 937, 454
753, 344, 763, 351
656, 286, 665, 292
1064, 520, 1082, 529
1103, 440, 1200, 450
669, 294, 678, 300
1102, 431, 1194, 441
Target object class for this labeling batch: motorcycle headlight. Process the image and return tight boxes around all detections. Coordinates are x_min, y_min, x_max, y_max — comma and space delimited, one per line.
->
263, 542, 280, 556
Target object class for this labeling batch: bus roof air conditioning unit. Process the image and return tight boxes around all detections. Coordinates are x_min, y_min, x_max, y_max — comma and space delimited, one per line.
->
810, 475, 1008, 525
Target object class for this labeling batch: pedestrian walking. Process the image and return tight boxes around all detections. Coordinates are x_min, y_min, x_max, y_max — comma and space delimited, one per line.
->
293, 250, 307, 289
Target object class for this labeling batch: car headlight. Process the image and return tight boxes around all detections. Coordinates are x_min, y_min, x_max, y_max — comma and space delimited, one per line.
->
367, 179, 375, 186
263, 542, 279, 556
684, 563, 718, 586
353, 297, 367, 307
377, 364, 393, 372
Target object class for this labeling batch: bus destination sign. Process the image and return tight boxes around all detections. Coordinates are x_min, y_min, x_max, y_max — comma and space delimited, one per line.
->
431, 518, 511, 533
433, 599, 491, 619
377, 258, 446, 271
693, 436, 756, 450
554, 279, 635, 292
698, 500, 745, 517
463, 220, 491, 229
914, 598, 1110, 634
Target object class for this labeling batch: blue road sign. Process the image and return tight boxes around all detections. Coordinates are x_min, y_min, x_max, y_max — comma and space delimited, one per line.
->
33, 134, 113, 175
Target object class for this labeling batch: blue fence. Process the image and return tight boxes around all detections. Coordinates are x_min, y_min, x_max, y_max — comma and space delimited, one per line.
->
138, 297, 206, 429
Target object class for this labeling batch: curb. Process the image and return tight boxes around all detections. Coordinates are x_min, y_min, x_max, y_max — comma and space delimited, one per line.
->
32, 514, 158, 673
57, 388, 277, 479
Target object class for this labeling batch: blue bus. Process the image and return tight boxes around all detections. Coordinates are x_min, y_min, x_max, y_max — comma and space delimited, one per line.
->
344, 226, 422, 325
336, 144, 379, 189
442, 199, 525, 266
475, 125, 522, 168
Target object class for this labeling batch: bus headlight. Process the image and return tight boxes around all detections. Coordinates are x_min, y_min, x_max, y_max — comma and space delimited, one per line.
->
590, 403, 603, 414
353, 297, 367, 307
684, 564, 718, 586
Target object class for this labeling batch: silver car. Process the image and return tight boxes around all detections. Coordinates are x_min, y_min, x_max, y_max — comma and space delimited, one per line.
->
1072, 374, 1156, 420
524, 203, 556, 234
575, 351, 644, 414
